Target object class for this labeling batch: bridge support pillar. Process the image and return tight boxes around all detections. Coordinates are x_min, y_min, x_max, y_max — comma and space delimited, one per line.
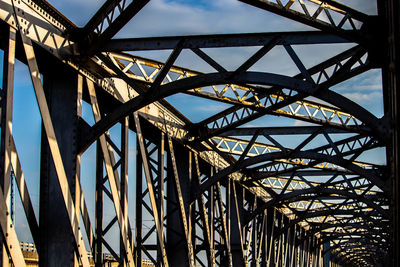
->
166, 141, 192, 266
39, 65, 78, 267
378, 0, 399, 266
229, 181, 245, 267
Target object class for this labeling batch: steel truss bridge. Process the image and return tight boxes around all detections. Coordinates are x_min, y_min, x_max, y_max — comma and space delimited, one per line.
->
0, 0, 398, 266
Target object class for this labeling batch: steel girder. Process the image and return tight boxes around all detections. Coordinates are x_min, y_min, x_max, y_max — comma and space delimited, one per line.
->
238, 0, 370, 42
0, 0, 396, 266
94, 44, 378, 141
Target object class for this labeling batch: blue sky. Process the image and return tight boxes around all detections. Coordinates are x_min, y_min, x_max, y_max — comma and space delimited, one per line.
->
2, 0, 384, 253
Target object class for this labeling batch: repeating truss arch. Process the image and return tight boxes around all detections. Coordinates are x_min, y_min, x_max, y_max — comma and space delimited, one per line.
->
193, 150, 388, 200
0, 0, 397, 266
274, 208, 385, 237
81, 69, 385, 154
245, 187, 389, 223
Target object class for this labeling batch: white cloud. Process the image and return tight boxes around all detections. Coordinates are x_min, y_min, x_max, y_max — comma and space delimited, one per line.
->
117, 0, 311, 38
194, 103, 228, 112
336, 0, 377, 15
333, 69, 383, 93
293, 119, 316, 127
342, 91, 381, 104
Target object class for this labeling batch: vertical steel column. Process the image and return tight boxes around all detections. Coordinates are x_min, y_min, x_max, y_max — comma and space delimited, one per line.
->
299, 228, 305, 267
157, 133, 165, 264
260, 212, 268, 267
378, 0, 399, 265
193, 154, 214, 267
135, 136, 142, 267
251, 198, 257, 267
214, 180, 232, 266
293, 226, 301, 266
0, 26, 16, 267
305, 236, 311, 267
208, 178, 215, 264
266, 208, 275, 267
166, 140, 193, 266
95, 141, 104, 267
39, 63, 78, 267
316, 241, 322, 267
282, 217, 289, 267
135, 114, 168, 266
289, 225, 297, 267
274, 213, 282, 266
230, 181, 245, 266
120, 117, 129, 267
74, 75, 83, 267
188, 153, 197, 266
285, 223, 293, 267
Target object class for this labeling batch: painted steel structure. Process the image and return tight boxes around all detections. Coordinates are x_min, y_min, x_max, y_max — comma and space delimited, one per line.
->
0, 0, 398, 266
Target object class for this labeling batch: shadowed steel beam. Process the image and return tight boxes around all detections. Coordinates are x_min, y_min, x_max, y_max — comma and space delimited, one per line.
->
308, 224, 387, 242
193, 154, 215, 265
275, 209, 383, 239
238, 0, 369, 43
103, 31, 349, 51
134, 113, 169, 267
379, 0, 400, 265
20, 31, 91, 267
245, 187, 389, 225
78, 71, 314, 153
80, 70, 382, 154
324, 241, 384, 257
192, 150, 388, 203
191, 46, 375, 141
105, 50, 372, 137
86, 79, 135, 266
209, 134, 379, 170
221, 126, 365, 136
249, 175, 379, 195
167, 137, 195, 266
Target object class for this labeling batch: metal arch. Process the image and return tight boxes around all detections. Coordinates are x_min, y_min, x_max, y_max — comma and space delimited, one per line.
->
302, 223, 389, 247
248, 197, 388, 237
192, 45, 372, 140
316, 232, 387, 253
81, 70, 384, 154
273, 209, 384, 237
323, 239, 387, 257
238, 0, 370, 43
316, 229, 388, 246
319, 240, 385, 262
105, 43, 373, 141
310, 220, 389, 234
311, 224, 387, 240
251, 175, 382, 195
245, 187, 389, 223
78, 71, 314, 153
328, 243, 385, 261
209, 133, 382, 171
193, 150, 388, 202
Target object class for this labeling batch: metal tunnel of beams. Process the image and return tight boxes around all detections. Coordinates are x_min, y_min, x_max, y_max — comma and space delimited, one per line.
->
0, 0, 398, 266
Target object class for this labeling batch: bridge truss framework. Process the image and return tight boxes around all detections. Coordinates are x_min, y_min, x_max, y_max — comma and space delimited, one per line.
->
0, 0, 398, 266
